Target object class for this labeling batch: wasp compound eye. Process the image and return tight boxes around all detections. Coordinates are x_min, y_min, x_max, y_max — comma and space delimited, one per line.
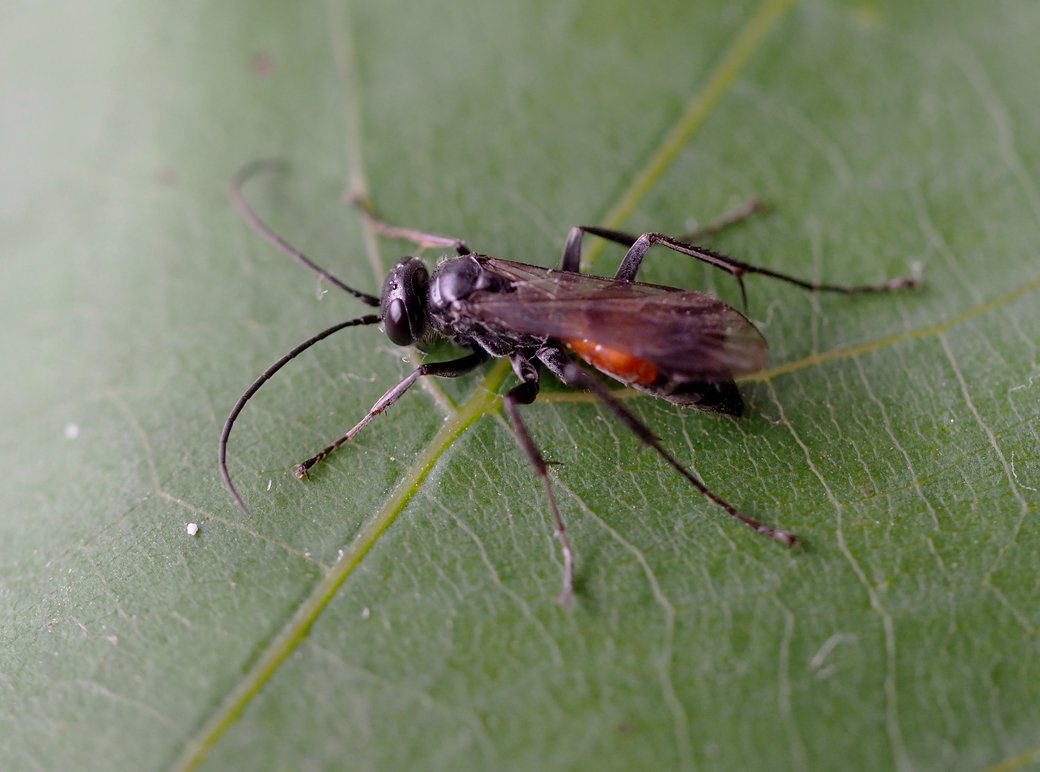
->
380, 258, 429, 346
383, 297, 413, 345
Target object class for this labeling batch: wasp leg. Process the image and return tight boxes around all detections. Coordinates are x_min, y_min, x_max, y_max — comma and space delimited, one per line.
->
537, 346, 799, 549
562, 214, 916, 313
559, 198, 765, 274
677, 197, 767, 242
348, 193, 472, 255
296, 351, 486, 477
614, 233, 917, 313
502, 353, 575, 607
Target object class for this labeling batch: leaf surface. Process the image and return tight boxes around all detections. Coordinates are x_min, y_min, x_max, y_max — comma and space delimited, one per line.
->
2, 2, 1038, 770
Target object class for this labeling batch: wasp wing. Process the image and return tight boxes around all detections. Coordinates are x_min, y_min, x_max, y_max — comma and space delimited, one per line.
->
465, 258, 767, 379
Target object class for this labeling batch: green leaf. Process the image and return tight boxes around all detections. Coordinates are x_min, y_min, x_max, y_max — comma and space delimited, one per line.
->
3, 1, 1039, 770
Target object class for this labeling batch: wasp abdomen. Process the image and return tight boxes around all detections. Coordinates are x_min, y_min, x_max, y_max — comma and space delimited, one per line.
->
563, 338, 658, 386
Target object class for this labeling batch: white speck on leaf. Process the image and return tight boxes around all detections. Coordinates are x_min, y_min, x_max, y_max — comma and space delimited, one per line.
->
1008, 366, 1039, 393
186, 522, 199, 536
64, 422, 79, 440
1010, 451, 1037, 491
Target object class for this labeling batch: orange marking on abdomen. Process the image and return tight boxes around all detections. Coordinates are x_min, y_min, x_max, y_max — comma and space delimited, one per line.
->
564, 338, 658, 386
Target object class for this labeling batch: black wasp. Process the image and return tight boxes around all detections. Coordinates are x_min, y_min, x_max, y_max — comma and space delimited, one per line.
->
220, 161, 917, 605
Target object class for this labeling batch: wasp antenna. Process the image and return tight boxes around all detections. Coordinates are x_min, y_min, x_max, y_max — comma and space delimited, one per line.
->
230, 161, 381, 307
219, 314, 381, 517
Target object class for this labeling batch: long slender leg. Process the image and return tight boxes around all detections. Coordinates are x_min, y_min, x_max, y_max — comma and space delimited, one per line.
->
614, 232, 917, 293
559, 198, 765, 273
679, 197, 766, 242
296, 351, 486, 476
560, 220, 916, 312
501, 354, 575, 606
348, 193, 472, 255
538, 347, 798, 548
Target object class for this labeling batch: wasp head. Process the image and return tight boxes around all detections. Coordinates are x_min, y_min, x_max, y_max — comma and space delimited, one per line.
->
381, 257, 429, 346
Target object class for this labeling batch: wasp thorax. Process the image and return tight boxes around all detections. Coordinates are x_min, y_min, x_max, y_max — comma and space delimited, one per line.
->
381, 257, 429, 346
429, 255, 508, 312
